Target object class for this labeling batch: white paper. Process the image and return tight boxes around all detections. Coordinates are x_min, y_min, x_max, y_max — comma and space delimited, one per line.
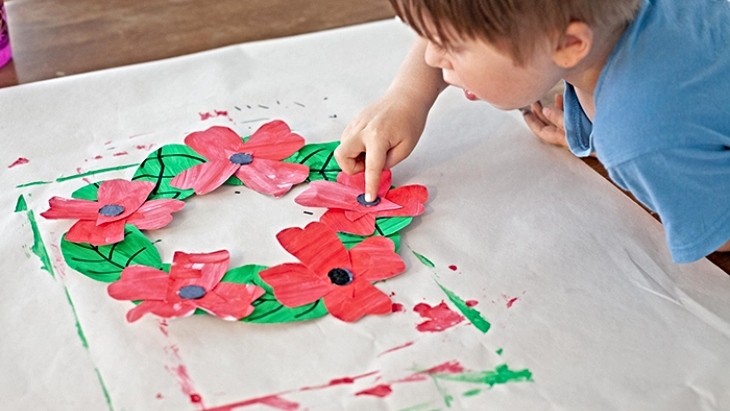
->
1, 20, 729, 411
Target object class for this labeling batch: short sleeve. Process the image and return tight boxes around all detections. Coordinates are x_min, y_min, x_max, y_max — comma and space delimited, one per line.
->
607, 146, 730, 263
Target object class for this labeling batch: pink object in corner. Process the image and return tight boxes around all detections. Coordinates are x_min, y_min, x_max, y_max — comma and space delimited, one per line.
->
0, 2, 11, 68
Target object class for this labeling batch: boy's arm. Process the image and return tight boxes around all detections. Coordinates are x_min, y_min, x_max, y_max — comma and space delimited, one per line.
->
335, 37, 448, 201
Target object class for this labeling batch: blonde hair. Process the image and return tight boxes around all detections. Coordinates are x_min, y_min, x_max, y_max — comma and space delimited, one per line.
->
390, 0, 642, 64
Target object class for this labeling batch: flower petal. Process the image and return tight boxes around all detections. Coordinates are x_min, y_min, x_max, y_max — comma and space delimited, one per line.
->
323, 280, 393, 322
185, 126, 247, 160
350, 236, 406, 282
126, 199, 185, 230
41, 197, 101, 220
96, 180, 155, 225
170, 160, 240, 195
320, 209, 375, 235
259, 263, 333, 307
194, 283, 265, 320
336, 170, 392, 199
242, 120, 306, 160
167, 250, 230, 301
295, 180, 362, 209
65, 219, 126, 245
378, 185, 428, 217
107, 266, 170, 301
126, 300, 196, 322
276, 222, 351, 277
235, 158, 309, 197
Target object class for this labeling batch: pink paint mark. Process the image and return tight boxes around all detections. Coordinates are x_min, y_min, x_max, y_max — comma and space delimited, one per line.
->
300, 370, 378, 391
156, 393, 163, 399
377, 341, 414, 358
421, 361, 465, 375
49, 244, 67, 280
191, 394, 202, 403
136, 144, 155, 151
158, 319, 169, 337
94, 155, 103, 160
448, 265, 458, 271
76, 167, 84, 174
104, 141, 112, 145
393, 373, 429, 383
199, 110, 233, 123
113, 151, 129, 157
82, 178, 92, 185
203, 394, 299, 411
466, 300, 479, 307
389, 291, 396, 297
8, 157, 30, 168
506, 297, 519, 308
355, 384, 393, 398
391, 303, 405, 313
166, 365, 205, 408
414, 301, 464, 332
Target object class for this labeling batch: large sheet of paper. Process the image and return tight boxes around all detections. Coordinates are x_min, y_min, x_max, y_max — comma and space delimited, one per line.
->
1, 20, 729, 411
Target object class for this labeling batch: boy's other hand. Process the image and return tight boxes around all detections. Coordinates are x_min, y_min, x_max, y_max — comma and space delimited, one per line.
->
335, 94, 427, 201
522, 94, 568, 149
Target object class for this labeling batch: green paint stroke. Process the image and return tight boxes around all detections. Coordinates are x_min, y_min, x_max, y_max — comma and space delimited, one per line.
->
434, 364, 533, 387
411, 249, 435, 269
462, 388, 481, 397
64, 288, 88, 349
437, 283, 490, 334
56, 163, 139, 183
496, 348, 503, 356
26, 207, 55, 278
94, 367, 115, 411
16, 180, 53, 188
15, 195, 28, 212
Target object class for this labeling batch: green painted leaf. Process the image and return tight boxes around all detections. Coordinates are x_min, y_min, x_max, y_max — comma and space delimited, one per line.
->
61, 225, 164, 283
131, 144, 204, 200
221, 265, 329, 323
71, 181, 102, 200
291, 141, 341, 182
374, 216, 412, 236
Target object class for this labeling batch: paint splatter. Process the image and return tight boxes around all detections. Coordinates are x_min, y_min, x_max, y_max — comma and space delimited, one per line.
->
506, 297, 519, 308
190, 394, 202, 403
414, 302, 464, 332
465, 300, 478, 307
16, 180, 52, 188
203, 395, 299, 411
112, 151, 129, 157
411, 249, 435, 268
156, 393, 163, 399
432, 364, 533, 387
448, 265, 458, 271
496, 348, 503, 356
377, 341, 414, 357
8, 157, 29, 168
300, 371, 378, 391
166, 365, 204, 408
437, 283, 491, 333
391, 303, 405, 312
355, 384, 393, 398
136, 144, 155, 151
199, 110, 234, 123
421, 361, 465, 375
16, 196, 55, 278
94, 155, 103, 160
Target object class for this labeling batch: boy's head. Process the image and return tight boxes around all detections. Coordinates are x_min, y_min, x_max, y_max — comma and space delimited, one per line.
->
390, 0, 641, 65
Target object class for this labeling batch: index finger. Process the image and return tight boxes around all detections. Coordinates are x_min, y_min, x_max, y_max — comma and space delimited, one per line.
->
364, 142, 388, 202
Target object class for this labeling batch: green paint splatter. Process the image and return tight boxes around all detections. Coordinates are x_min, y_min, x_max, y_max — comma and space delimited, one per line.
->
496, 348, 503, 356
411, 249, 435, 268
26, 209, 55, 278
16, 180, 53, 188
94, 368, 115, 411
15, 195, 28, 212
56, 163, 139, 182
437, 282, 490, 333
462, 388, 481, 397
434, 364, 533, 387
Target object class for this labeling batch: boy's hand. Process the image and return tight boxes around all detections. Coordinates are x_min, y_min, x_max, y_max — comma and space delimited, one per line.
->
335, 93, 428, 201
522, 94, 568, 149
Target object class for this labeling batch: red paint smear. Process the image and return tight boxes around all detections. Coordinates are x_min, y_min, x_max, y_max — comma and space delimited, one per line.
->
421, 361, 465, 375
8, 157, 30, 168
113, 151, 129, 157
200, 110, 233, 122
391, 303, 405, 313
413, 301, 464, 332
355, 384, 393, 398
448, 265, 458, 271
104, 141, 112, 145
466, 300, 479, 307
203, 394, 299, 411
393, 374, 429, 384
136, 144, 155, 151
377, 341, 414, 358
156, 393, 163, 399
158, 319, 169, 337
191, 394, 202, 403
82, 178, 92, 185
507, 297, 519, 308
300, 370, 378, 391
94, 155, 103, 160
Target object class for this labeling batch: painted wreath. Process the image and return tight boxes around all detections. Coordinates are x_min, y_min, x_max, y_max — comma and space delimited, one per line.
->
42, 120, 428, 324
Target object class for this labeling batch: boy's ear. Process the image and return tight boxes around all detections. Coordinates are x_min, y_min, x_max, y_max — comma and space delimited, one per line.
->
552, 22, 593, 68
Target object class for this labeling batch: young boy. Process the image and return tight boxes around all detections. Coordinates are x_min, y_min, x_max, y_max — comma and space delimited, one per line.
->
334, 0, 730, 264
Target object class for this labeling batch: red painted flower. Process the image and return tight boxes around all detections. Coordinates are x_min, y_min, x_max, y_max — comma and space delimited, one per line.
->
171, 121, 309, 197
259, 222, 406, 322
294, 170, 428, 235
108, 250, 265, 322
41, 179, 184, 245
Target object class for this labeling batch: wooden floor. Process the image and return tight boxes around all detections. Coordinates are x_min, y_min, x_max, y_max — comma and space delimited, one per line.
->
2, 0, 728, 273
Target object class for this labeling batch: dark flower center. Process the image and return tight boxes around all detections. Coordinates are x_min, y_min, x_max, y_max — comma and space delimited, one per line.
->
356, 193, 381, 207
178, 285, 207, 300
327, 268, 354, 286
229, 152, 253, 165
98, 204, 125, 217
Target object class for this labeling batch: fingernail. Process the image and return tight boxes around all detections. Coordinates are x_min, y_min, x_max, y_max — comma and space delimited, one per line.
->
365, 193, 373, 202
543, 107, 552, 115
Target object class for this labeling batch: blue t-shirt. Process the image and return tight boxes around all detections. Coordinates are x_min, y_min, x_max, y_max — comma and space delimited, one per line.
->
563, 0, 730, 263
